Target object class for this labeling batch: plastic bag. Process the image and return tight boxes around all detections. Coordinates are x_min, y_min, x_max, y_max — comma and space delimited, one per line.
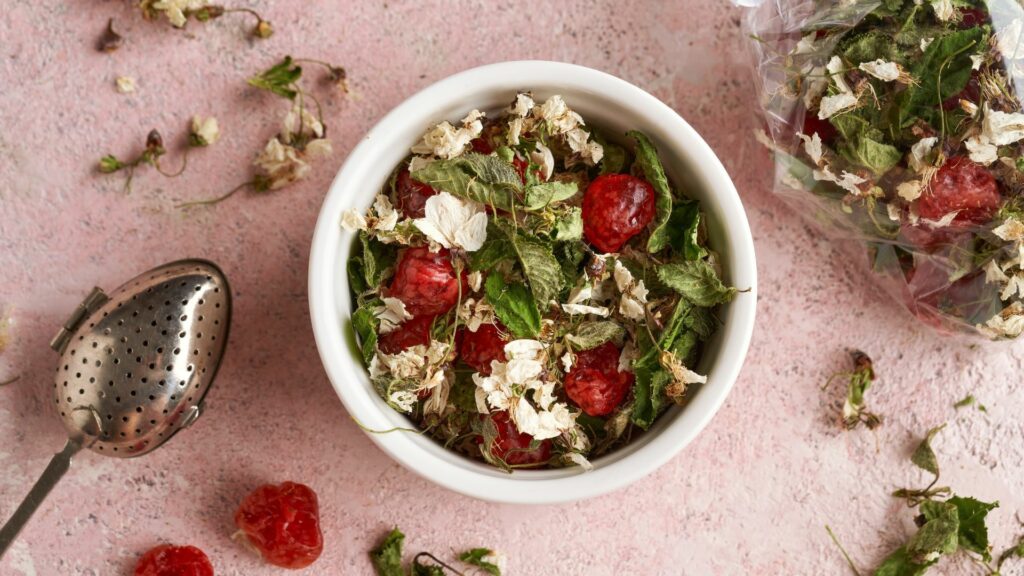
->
741, 0, 1024, 339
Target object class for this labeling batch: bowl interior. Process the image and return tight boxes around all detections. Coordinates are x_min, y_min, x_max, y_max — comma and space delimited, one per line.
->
310, 61, 756, 503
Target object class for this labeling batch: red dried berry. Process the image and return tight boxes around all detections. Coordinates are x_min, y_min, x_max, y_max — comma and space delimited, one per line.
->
470, 137, 494, 155
234, 482, 324, 569
959, 7, 989, 29
387, 247, 465, 316
395, 168, 437, 219
378, 314, 435, 354
802, 113, 837, 144
916, 156, 1000, 225
582, 174, 657, 253
564, 342, 634, 417
942, 71, 981, 110
457, 323, 508, 375
485, 411, 551, 466
134, 545, 213, 576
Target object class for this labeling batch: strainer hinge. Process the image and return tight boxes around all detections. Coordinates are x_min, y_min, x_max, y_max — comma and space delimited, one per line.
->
49, 288, 109, 354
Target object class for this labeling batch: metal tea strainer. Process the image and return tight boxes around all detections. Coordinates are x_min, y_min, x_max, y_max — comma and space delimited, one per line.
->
0, 259, 231, 557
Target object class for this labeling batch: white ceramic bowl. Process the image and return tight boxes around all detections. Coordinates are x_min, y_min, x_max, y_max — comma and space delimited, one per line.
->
309, 61, 757, 504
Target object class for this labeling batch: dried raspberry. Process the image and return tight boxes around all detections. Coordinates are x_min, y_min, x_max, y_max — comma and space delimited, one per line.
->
395, 169, 437, 218
470, 137, 494, 155
959, 7, 989, 28
234, 481, 323, 569
916, 156, 1000, 225
903, 260, 992, 333
457, 323, 508, 374
134, 545, 213, 576
582, 174, 656, 253
378, 315, 435, 354
387, 247, 465, 316
484, 411, 551, 466
564, 342, 634, 417
802, 113, 837, 144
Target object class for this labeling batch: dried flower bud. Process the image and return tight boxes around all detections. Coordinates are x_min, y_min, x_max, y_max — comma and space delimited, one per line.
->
98, 155, 124, 174
97, 18, 123, 53
585, 253, 606, 278
254, 19, 273, 39
145, 129, 165, 156
327, 65, 349, 93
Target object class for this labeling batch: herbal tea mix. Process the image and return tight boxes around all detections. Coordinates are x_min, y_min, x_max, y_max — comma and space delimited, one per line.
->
342, 93, 736, 470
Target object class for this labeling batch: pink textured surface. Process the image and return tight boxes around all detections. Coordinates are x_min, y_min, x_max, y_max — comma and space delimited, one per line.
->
1, 1, 1023, 575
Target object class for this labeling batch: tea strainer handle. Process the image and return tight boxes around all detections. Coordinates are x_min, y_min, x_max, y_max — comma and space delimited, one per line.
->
0, 438, 81, 557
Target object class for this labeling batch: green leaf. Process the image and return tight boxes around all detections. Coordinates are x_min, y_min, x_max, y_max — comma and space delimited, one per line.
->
492, 221, 563, 305
665, 200, 704, 260
412, 153, 523, 211
566, 321, 625, 350
459, 548, 502, 575
631, 358, 672, 430
470, 226, 516, 271
908, 500, 960, 563
524, 181, 578, 210
360, 232, 397, 288
657, 261, 737, 307
948, 496, 999, 561
247, 56, 302, 100
627, 130, 673, 253
370, 528, 405, 576
841, 31, 899, 65
594, 131, 627, 175
841, 135, 902, 176
351, 306, 379, 366
911, 424, 946, 477
874, 546, 936, 576
902, 27, 986, 123
556, 241, 586, 295
485, 273, 541, 339
552, 207, 583, 242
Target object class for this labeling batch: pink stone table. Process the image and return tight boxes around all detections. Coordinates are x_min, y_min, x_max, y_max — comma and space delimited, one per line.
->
2, 2, 1023, 575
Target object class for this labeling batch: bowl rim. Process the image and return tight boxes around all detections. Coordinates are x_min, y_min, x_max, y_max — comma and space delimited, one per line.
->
308, 60, 757, 504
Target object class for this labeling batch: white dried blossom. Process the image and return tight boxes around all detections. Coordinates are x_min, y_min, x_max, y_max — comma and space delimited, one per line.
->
561, 284, 610, 317
858, 59, 902, 82
966, 136, 999, 165
375, 297, 413, 334
467, 271, 483, 292
887, 203, 902, 222
985, 259, 1011, 284
812, 165, 867, 196
509, 93, 535, 117
459, 298, 495, 332
507, 117, 525, 146
253, 136, 332, 191
115, 76, 136, 94
662, 351, 706, 400
340, 194, 398, 235
930, 0, 955, 22
473, 340, 575, 440
408, 155, 431, 174
388, 390, 418, 413
422, 371, 450, 416
920, 37, 934, 52
535, 95, 583, 133
565, 127, 604, 165
282, 103, 324, 143
909, 137, 938, 172
410, 109, 485, 159
980, 302, 1024, 338
1002, 273, 1024, 301
994, 218, 1024, 242
190, 115, 220, 147
922, 211, 961, 229
897, 180, 924, 202
563, 451, 594, 471
799, 132, 823, 165
613, 261, 648, 321
618, 342, 637, 373
819, 93, 859, 119
971, 54, 985, 71
413, 191, 488, 252
794, 33, 818, 55
560, 351, 574, 372
150, 0, 208, 27
983, 106, 1024, 146
531, 141, 555, 181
